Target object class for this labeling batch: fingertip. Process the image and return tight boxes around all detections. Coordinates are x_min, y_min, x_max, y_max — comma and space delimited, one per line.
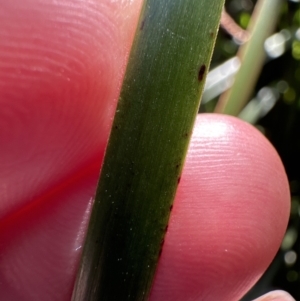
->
253, 290, 295, 301
151, 114, 290, 301
0, 0, 143, 218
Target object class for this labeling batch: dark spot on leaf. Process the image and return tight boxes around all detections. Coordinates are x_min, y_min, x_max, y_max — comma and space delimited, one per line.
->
140, 19, 145, 30
158, 238, 165, 257
177, 177, 181, 184
114, 125, 119, 130
165, 225, 168, 232
198, 64, 206, 81
210, 31, 214, 37
170, 205, 173, 211
175, 164, 180, 169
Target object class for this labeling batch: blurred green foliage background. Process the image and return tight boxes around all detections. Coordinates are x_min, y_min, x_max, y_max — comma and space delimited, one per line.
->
200, 0, 300, 299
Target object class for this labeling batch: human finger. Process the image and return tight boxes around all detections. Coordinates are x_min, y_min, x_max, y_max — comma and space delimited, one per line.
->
253, 290, 295, 301
0, 0, 142, 219
150, 114, 290, 301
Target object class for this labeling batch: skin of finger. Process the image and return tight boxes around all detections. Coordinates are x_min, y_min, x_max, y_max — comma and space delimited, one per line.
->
0, 1, 290, 301
0, 0, 143, 300
0, 114, 290, 301
253, 290, 296, 301
150, 114, 290, 301
0, 0, 142, 220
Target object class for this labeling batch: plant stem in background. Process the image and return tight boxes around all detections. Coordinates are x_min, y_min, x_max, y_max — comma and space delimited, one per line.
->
215, 0, 283, 116
71, 0, 224, 300
220, 9, 249, 43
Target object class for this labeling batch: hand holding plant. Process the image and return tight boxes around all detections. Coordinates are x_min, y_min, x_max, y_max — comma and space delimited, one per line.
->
0, 0, 293, 300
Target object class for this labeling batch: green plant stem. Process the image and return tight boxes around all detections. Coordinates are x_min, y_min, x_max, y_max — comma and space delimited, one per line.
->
215, 0, 283, 116
72, 1, 223, 300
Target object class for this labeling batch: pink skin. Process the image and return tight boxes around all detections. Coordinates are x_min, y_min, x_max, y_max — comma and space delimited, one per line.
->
0, 1, 292, 301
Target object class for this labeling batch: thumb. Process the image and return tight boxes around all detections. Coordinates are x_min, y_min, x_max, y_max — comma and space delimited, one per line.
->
0, 0, 142, 218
